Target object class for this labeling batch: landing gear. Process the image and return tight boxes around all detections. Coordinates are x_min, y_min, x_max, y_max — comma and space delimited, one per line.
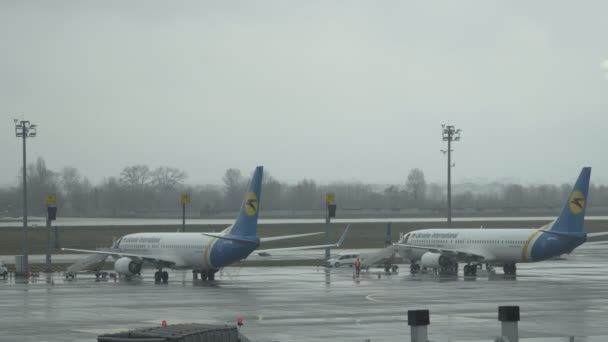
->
154, 270, 169, 284
410, 263, 421, 274
193, 270, 216, 281
463, 264, 478, 277
438, 261, 458, 276
503, 263, 517, 276
384, 264, 398, 273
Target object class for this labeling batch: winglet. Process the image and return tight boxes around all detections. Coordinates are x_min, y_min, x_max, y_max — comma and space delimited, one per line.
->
336, 224, 351, 247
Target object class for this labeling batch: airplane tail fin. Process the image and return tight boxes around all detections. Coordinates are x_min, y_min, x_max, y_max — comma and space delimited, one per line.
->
229, 166, 263, 237
549, 167, 591, 233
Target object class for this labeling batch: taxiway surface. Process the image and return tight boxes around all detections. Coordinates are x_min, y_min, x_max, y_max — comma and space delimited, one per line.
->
2, 245, 608, 341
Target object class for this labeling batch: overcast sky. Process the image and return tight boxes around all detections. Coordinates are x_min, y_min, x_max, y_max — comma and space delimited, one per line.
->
1, 1, 608, 187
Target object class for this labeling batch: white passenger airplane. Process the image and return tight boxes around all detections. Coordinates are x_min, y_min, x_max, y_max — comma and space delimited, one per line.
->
63, 166, 350, 283
396, 167, 608, 276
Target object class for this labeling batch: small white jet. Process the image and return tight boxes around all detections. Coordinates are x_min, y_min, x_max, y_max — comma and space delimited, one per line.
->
63, 166, 350, 283
395, 167, 608, 276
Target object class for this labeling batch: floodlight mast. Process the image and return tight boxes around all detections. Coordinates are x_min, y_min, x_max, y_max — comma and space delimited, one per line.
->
442, 125, 461, 227
15, 119, 36, 276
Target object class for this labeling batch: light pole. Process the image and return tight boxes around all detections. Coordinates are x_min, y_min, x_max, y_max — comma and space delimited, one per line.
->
14, 119, 37, 276
442, 124, 461, 227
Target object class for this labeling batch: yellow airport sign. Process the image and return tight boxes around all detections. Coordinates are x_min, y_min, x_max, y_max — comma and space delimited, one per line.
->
180, 193, 191, 205
45, 194, 57, 206
325, 192, 336, 204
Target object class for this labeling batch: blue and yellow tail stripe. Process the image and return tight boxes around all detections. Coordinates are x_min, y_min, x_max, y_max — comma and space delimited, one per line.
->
202, 226, 232, 268
521, 224, 551, 262
202, 237, 220, 268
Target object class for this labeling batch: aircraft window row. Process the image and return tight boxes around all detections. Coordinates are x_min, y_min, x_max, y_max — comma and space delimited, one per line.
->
123, 244, 148, 249
124, 243, 204, 249
161, 244, 202, 249
413, 239, 526, 245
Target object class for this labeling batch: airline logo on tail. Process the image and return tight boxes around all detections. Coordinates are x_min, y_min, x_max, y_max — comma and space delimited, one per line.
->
245, 192, 259, 216
569, 190, 585, 215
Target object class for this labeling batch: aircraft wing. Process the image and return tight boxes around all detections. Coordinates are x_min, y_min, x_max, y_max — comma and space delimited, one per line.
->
259, 232, 324, 242
61, 248, 182, 268
66, 253, 109, 274
580, 241, 608, 247
393, 243, 490, 262
360, 245, 400, 267
255, 225, 350, 257
587, 232, 608, 238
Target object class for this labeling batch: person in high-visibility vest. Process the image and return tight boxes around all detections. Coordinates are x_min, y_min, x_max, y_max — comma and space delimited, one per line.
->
354, 258, 362, 277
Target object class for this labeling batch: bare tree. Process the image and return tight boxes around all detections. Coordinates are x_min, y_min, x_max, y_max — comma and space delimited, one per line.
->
223, 168, 246, 210
405, 168, 427, 205
263, 172, 283, 210
290, 179, 318, 210
120, 165, 151, 188
60, 166, 91, 214
503, 184, 524, 211
151, 166, 187, 190
25, 157, 59, 214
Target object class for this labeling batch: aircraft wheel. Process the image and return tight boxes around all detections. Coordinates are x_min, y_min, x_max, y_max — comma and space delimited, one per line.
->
391, 265, 399, 273
95, 272, 101, 279
154, 271, 162, 283
200, 271, 208, 281
503, 263, 517, 276
208, 271, 215, 281
192, 270, 198, 280
334, 262, 340, 268
161, 271, 169, 283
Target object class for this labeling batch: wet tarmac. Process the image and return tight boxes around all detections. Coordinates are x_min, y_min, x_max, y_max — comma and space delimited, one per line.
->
2, 245, 608, 341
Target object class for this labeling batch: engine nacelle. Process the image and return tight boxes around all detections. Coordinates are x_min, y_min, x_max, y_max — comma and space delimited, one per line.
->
114, 257, 142, 275
420, 252, 450, 268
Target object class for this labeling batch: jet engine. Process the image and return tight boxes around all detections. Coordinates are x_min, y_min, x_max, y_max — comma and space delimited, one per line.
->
420, 252, 450, 268
114, 257, 142, 275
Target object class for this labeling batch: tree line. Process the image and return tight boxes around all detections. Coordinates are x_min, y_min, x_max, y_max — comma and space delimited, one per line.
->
1, 158, 607, 218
